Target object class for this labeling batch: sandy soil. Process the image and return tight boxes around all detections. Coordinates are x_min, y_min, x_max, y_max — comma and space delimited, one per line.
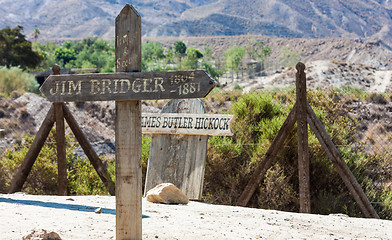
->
1, 193, 391, 240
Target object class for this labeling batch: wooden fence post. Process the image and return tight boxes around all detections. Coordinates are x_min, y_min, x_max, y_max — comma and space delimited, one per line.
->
296, 62, 311, 213
115, 5, 142, 239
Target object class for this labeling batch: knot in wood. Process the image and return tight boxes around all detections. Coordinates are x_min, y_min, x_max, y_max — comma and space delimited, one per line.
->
296, 62, 305, 73
52, 65, 61, 75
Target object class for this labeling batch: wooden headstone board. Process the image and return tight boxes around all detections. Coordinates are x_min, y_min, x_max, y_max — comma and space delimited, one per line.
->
144, 98, 208, 200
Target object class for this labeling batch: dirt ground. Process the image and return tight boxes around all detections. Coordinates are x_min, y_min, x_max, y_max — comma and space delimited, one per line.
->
1, 193, 391, 240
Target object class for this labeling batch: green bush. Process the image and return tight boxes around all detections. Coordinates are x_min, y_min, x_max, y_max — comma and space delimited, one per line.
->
0, 129, 75, 194
0, 128, 152, 195
0, 129, 102, 195
0, 66, 39, 97
68, 156, 115, 195
204, 89, 392, 219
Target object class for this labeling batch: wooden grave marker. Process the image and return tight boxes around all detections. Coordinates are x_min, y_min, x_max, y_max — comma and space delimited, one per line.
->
38, 4, 217, 240
40, 70, 215, 102
144, 99, 234, 200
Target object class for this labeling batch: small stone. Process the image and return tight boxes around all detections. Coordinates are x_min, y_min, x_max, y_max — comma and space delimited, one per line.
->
95, 207, 102, 214
146, 183, 189, 204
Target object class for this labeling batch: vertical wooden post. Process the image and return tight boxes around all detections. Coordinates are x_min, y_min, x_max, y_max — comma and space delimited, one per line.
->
115, 5, 142, 240
53, 65, 67, 196
296, 62, 311, 213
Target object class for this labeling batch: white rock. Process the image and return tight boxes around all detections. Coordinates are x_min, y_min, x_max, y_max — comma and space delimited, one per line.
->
146, 183, 189, 204
95, 207, 102, 214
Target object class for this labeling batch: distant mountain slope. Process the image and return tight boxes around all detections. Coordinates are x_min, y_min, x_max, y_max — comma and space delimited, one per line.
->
1, 0, 392, 44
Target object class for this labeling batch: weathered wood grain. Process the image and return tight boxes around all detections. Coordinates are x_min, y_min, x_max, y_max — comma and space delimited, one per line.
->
144, 99, 208, 200
296, 62, 311, 213
40, 70, 217, 102
55, 102, 67, 196
115, 4, 142, 240
141, 112, 234, 136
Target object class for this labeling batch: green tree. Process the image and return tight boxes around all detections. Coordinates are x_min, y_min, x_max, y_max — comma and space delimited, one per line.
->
279, 47, 301, 67
142, 41, 165, 62
174, 41, 187, 55
223, 46, 245, 80
202, 61, 223, 80
61, 37, 115, 71
31, 41, 58, 71
183, 47, 203, 69
165, 48, 175, 63
33, 28, 40, 42
202, 45, 214, 61
0, 26, 43, 69
245, 38, 271, 61
54, 47, 76, 65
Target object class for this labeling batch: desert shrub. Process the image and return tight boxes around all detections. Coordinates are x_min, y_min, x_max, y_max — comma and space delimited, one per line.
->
68, 156, 115, 195
0, 129, 102, 195
0, 128, 152, 195
204, 91, 295, 206
204, 89, 392, 219
0, 129, 76, 194
68, 134, 151, 195
0, 66, 39, 97
233, 84, 242, 90
142, 134, 152, 178
369, 93, 388, 105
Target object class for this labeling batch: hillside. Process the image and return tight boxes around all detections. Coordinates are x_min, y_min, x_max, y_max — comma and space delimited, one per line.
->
1, 0, 392, 45
144, 35, 392, 69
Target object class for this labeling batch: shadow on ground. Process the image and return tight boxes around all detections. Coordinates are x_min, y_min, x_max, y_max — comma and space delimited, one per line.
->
0, 196, 149, 218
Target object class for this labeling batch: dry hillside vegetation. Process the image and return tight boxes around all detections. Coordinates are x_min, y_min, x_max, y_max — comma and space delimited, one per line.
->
145, 36, 392, 69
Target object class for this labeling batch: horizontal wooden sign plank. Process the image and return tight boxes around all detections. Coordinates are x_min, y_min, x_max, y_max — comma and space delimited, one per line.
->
40, 70, 217, 102
141, 113, 234, 136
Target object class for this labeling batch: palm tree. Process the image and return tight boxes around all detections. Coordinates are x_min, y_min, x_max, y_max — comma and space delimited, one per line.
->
33, 28, 40, 42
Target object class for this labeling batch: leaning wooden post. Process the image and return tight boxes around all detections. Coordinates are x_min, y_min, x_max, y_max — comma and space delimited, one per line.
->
115, 5, 142, 239
8, 105, 55, 193
52, 65, 67, 196
237, 105, 297, 206
62, 103, 115, 195
296, 62, 311, 213
306, 104, 380, 218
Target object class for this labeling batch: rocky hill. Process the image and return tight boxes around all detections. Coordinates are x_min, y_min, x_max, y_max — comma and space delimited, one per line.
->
2, 0, 392, 45
145, 35, 392, 69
